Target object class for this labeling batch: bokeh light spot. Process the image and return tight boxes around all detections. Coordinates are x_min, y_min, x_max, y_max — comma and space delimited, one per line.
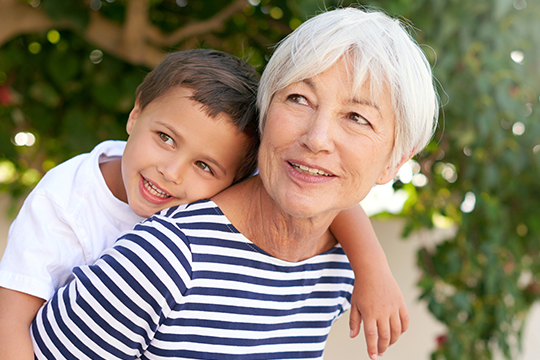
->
460, 192, 476, 213
13, 132, 36, 146
433, 213, 454, 229
510, 50, 524, 64
270, 7, 283, 19
90, 50, 104, 64
0, 160, 17, 184
517, 223, 528, 236
28, 42, 41, 54
90, 0, 102, 11
397, 162, 413, 183
512, 121, 525, 136
525, 103, 533, 117
21, 169, 41, 186
412, 173, 428, 187
513, 0, 527, 10
289, 18, 302, 30
47, 30, 61, 44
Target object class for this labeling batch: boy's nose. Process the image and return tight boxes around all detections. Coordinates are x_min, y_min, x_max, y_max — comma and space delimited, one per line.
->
159, 160, 188, 185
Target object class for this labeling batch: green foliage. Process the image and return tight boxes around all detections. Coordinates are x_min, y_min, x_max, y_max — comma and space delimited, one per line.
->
387, 0, 540, 358
0, 0, 299, 200
0, 29, 145, 198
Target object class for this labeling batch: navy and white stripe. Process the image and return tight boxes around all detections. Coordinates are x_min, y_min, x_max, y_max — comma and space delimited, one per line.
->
32, 200, 354, 359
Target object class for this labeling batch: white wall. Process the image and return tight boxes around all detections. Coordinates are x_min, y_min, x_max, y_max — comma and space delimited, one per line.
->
324, 218, 447, 359
1, 194, 539, 359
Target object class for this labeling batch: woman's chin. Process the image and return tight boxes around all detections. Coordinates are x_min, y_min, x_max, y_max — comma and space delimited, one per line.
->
274, 195, 337, 220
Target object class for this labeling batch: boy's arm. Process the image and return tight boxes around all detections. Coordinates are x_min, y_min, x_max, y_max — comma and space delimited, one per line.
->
330, 204, 409, 360
0, 287, 45, 360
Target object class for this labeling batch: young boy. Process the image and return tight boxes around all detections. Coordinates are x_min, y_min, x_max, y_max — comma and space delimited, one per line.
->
0, 49, 406, 360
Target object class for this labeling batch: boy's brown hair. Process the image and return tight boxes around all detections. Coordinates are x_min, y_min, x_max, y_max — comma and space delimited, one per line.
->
136, 49, 260, 183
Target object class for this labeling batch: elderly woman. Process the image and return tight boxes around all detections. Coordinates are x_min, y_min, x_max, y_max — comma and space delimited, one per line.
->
31, 7, 438, 359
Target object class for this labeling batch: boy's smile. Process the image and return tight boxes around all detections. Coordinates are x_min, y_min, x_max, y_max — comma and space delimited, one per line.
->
108, 87, 250, 218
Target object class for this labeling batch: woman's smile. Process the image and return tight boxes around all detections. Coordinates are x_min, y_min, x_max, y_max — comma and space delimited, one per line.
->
288, 161, 334, 177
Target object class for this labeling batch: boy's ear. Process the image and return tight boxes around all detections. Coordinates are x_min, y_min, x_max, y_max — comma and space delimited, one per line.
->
376, 151, 414, 185
126, 99, 142, 135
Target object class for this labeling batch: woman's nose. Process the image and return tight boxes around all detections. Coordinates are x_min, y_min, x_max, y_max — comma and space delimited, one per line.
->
299, 111, 336, 154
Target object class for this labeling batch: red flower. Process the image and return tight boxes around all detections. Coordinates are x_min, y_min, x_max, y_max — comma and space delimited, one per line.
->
0, 85, 13, 105
436, 334, 447, 348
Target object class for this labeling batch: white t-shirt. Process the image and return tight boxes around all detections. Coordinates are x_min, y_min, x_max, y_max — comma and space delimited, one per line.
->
0, 140, 144, 300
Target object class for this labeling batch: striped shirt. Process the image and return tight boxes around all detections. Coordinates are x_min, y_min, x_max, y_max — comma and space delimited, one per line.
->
32, 200, 354, 359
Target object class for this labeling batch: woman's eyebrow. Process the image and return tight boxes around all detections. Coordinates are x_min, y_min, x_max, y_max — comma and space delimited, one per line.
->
350, 98, 381, 114
303, 78, 382, 115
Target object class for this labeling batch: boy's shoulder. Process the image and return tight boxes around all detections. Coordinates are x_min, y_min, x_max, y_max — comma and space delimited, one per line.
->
39, 141, 125, 186
29, 140, 126, 208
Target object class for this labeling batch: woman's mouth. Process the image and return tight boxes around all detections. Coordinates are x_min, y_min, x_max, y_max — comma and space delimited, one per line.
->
143, 178, 171, 198
289, 162, 333, 177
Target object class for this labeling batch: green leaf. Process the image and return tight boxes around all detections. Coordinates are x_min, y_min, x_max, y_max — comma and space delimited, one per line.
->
28, 82, 61, 108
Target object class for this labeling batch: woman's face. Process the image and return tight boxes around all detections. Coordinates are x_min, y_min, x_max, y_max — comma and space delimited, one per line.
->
258, 58, 400, 219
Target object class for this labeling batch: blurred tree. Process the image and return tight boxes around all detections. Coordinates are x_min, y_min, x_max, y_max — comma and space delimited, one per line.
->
0, 0, 300, 204
371, 0, 540, 359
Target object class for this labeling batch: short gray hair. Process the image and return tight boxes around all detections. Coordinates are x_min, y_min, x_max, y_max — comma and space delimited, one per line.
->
258, 7, 439, 168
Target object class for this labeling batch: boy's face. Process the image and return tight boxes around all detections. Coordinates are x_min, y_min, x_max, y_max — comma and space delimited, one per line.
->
122, 87, 250, 218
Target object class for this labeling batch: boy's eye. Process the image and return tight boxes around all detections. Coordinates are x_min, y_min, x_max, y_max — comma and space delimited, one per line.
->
287, 94, 309, 106
348, 112, 370, 126
195, 161, 213, 174
159, 132, 174, 145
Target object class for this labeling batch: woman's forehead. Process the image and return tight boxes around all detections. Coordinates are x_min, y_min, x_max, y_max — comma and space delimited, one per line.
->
286, 60, 391, 108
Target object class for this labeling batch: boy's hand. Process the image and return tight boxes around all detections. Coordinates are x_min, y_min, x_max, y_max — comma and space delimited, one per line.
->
348, 268, 409, 359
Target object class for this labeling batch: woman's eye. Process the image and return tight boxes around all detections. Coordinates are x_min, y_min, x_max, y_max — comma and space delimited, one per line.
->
287, 94, 309, 106
195, 161, 213, 174
348, 112, 370, 126
159, 132, 174, 145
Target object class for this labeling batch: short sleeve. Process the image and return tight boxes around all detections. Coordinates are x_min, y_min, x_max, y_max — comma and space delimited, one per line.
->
0, 192, 86, 300
31, 217, 193, 359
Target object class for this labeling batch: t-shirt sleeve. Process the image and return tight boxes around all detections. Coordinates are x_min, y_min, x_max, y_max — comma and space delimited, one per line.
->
31, 216, 193, 360
0, 192, 86, 300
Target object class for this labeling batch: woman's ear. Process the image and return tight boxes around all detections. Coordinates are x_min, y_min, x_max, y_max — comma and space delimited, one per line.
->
376, 151, 414, 185
126, 99, 142, 135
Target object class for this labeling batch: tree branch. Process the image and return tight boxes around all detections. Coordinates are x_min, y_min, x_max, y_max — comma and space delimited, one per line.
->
0, 0, 249, 69
0, 1, 54, 46
121, 0, 150, 58
84, 9, 165, 68
149, 0, 248, 47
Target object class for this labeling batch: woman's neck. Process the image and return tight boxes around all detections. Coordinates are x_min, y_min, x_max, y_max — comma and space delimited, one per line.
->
213, 176, 338, 262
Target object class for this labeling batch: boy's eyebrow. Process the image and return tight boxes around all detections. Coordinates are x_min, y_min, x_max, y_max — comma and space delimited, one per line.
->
157, 121, 228, 176
202, 157, 227, 176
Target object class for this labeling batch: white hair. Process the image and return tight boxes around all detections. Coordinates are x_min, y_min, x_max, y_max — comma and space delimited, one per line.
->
258, 7, 439, 169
